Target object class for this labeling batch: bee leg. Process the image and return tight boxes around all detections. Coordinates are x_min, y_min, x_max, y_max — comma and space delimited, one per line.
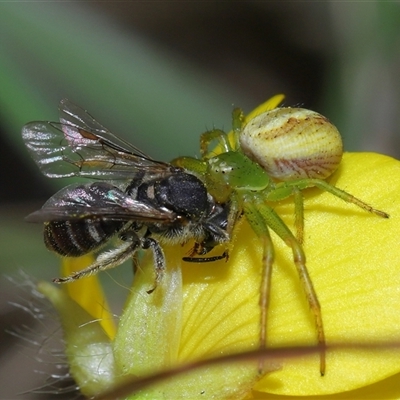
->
182, 251, 228, 263
183, 235, 229, 262
184, 200, 237, 262
142, 237, 166, 294
186, 241, 202, 257
53, 235, 141, 284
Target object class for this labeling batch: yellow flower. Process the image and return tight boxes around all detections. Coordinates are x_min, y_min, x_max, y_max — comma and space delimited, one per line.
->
38, 97, 400, 399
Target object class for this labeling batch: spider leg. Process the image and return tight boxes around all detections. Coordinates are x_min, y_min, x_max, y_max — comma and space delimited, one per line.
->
242, 202, 274, 373
245, 195, 326, 376
286, 234, 326, 376
262, 183, 305, 244
293, 187, 304, 244
200, 129, 231, 157
286, 179, 389, 218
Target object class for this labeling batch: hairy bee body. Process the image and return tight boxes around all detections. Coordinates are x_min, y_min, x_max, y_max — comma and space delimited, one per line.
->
22, 99, 230, 284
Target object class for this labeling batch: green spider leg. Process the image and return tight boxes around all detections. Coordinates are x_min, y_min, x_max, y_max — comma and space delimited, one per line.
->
259, 177, 389, 246
241, 193, 326, 375
293, 188, 305, 244
287, 179, 389, 218
198, 107, 245, 158
199, 129, 232, 158
239, 173, 389, 376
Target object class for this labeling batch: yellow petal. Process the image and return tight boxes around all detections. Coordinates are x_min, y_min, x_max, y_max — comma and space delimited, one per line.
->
244, 94, 285, 122
253, 152, 400, 395
179, 230, 261, 361
61, 255, 116, 339
177, 152, 400, 396
252, 372, 400, 399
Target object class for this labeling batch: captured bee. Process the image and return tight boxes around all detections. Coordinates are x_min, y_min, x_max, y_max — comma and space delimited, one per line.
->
22, 99, 229, 287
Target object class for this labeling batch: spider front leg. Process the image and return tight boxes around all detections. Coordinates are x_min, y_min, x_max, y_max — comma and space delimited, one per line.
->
243, 195, 326, 376
199, 108, 245, 157
199, 128, 231, 158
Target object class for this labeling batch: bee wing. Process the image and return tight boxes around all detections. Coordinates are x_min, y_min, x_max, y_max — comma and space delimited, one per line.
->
25, 182, 176, 223
22, 99, 173, 179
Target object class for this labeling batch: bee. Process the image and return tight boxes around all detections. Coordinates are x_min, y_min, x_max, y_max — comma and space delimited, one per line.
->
173, 101, 389, 375
22, 99, 229, 288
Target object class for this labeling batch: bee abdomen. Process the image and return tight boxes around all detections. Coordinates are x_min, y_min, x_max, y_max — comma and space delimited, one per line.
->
44, 219, 124, 257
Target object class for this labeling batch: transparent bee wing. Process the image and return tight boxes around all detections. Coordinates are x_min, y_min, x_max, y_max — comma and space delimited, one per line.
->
25, 183, 176, 223
58, 99, 150, 158
21, 99, 173, 179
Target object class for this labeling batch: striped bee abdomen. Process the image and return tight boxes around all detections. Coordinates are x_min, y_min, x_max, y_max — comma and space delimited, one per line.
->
44, 219, 124, 257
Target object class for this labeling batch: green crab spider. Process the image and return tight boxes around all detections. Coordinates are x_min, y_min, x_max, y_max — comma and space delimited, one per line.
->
172, 104, 389, 376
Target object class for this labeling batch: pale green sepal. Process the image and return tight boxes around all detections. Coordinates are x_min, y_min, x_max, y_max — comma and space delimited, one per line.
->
113, 247, 183, 377
113, 247, 264, 399
37, 281, 116, 396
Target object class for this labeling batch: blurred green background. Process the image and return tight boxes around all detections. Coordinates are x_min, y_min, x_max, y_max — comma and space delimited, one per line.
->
1, 2, 399, 399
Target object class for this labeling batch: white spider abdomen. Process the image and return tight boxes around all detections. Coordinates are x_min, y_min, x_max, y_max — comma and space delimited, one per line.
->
240, 108, 343, 181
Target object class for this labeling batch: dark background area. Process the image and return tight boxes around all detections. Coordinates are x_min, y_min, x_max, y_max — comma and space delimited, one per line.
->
1, 2, 399, 398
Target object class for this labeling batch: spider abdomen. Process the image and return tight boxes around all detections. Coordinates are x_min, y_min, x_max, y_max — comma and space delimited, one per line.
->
240, 108, 343, 181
